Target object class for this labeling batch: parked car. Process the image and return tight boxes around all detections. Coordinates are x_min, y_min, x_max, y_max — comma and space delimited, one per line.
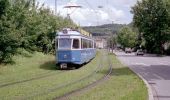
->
136, 49, 144, 56
125, 48, 132, 53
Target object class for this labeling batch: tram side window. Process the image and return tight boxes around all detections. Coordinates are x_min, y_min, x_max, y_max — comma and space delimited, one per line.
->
83, 39, 87, 48
91, 41, 94, 48
81, 39, 88, 49
88, 40, 91, 48
89, 40, 91, 48
94, 43, 96, 48
88, 40, 92, 48
90, 41, 93, 48
73, 39, 79, 49
55, 39, 58, 49
81, 39, 83, 49
87, 40, 89, 48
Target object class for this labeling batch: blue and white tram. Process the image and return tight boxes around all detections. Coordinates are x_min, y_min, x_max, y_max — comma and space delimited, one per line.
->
55, 28, 96, 69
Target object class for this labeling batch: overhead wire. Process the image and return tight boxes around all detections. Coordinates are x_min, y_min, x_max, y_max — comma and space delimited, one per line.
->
63, 0, 82, 20
84, 0, 100, 26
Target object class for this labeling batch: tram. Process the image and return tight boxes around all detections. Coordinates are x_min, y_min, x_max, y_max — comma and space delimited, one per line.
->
55, 28, 96, 69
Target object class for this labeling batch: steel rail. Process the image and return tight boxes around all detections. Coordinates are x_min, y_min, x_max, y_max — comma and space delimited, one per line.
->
0, 71, 66, 88
55, 51, 113, 100
22, 51, 104, 100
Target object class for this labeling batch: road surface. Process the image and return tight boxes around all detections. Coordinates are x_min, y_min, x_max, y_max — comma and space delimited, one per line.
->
114, 51, 170, 100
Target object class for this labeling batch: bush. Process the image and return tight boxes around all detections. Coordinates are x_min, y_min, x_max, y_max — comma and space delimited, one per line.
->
0, 0, 76, 63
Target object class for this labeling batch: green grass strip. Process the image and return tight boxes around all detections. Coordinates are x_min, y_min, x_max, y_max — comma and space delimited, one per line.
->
0, 51, 102, 100
70, 53, 148, 100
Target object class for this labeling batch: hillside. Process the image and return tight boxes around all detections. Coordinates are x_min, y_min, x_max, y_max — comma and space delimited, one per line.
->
82, 24, 125, 35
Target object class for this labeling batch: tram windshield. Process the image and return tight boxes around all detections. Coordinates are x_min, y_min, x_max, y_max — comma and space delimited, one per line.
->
58, 38, 72, 49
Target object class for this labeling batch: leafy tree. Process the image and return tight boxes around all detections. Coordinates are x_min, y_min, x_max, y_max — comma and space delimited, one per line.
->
117, 26, 137, 48
0, 0, 76, 63
0, 0, 21, 63
107, 34, 117, 52
0, 0, 9, 17
131, 0, 170, 54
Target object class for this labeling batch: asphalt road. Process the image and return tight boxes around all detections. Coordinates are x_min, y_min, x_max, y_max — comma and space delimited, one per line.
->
114, 51, 170, 100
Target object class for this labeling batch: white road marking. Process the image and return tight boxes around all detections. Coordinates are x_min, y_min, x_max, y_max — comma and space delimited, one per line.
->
132, 63, 150, 66
158, 63, 169, 66
153, 74, 164, 80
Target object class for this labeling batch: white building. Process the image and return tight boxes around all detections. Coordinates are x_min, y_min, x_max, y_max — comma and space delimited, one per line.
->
92, 33, 108, 49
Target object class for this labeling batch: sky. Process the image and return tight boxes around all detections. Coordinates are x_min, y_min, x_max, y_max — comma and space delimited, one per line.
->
37, 0, 138, 26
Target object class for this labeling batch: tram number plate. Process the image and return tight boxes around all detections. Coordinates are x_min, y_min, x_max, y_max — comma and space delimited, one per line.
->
61, 63, 67, 68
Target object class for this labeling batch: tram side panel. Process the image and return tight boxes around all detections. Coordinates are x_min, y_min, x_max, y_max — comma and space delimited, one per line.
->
80, 38, 96, 63
80, 48, 96, 64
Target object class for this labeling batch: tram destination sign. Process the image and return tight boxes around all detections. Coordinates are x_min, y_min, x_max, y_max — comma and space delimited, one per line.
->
59, 36, 70, 38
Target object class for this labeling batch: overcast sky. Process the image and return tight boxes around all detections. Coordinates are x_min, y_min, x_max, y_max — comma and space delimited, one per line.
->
37, 0, 138, 26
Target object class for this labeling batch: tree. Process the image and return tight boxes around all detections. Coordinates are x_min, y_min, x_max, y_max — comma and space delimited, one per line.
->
0, 0, 21, 63
0, 0, 76, 63
117, 26, 137, 48
131, 0, 170, 54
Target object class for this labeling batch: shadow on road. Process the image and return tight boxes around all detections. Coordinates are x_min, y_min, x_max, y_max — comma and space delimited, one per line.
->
131, 65, 170, 81
117, 54, 136, 57
156, 96, 170, 98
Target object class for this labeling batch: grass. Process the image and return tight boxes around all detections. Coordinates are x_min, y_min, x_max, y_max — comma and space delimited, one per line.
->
0, 50, 147, 100
70, 53, 148, 100
0, 52, 57, 84
0, 50, 106, 100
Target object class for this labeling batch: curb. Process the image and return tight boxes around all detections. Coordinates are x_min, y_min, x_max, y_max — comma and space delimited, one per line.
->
114, 53, 154, 100
128, 67, 154, 100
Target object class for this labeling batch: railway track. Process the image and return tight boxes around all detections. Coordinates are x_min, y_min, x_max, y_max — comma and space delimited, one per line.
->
0, 71, 66, 88
1, 50, 110, 100
21, 51, 105, 100
55, 51, 113, 100
23, 50, 112, 100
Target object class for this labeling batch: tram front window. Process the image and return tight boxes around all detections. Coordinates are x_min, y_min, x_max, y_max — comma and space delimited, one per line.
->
59, 38, 71, 49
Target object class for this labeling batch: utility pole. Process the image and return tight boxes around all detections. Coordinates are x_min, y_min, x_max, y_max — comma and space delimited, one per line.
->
97, 6, 103, 26
64, 4, 82, 26
55, 0, 57, 15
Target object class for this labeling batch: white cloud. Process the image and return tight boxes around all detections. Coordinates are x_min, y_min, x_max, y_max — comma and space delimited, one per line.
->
36, 0, 138, 26
110, 0, 137, 8
70, 0, 78, 3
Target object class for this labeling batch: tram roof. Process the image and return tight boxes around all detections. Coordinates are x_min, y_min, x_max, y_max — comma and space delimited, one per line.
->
57, 28, 90, 36
56, 28, 93, 39
56, 29, 94, 40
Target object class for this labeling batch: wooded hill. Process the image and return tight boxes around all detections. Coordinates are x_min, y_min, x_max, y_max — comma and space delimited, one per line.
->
83, 24, 125, 36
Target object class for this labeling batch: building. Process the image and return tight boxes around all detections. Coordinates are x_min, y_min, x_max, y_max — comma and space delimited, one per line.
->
92, 33, 108, 49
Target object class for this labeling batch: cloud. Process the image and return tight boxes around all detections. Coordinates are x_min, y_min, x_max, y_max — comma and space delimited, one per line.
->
109, 0, 137, 8
57, 4, 126, 26
36, 0, 138, 26
70, 0, 78, 3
